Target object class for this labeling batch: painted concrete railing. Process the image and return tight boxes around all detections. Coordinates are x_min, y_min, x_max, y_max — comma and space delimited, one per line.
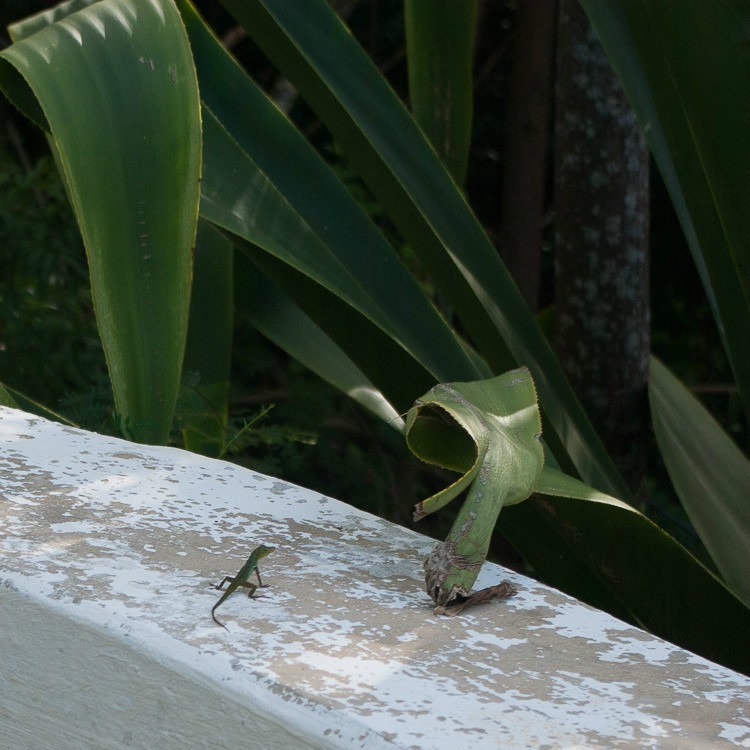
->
0, 406, 748, 749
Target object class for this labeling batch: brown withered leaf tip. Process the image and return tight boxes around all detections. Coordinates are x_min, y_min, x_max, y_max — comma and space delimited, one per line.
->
434, 580, 518, 617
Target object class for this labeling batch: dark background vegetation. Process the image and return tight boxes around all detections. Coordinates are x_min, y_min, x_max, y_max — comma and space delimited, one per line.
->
1, 1, 742, 568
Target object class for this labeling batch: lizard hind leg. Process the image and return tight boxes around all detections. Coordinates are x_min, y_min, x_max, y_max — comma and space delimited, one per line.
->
242, 582, 259, 598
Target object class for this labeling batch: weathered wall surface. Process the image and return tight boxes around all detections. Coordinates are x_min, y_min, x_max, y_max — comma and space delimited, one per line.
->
1, 407, 748, 749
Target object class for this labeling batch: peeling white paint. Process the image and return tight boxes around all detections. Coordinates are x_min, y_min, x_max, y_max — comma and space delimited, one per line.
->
0, 407, 748, 749
719, 723, 750, 748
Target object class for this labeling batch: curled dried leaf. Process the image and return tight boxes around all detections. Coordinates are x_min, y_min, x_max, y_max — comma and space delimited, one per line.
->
434, 580, 518, 616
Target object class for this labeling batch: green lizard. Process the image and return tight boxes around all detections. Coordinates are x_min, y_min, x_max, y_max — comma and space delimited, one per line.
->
211, 544, 276, 630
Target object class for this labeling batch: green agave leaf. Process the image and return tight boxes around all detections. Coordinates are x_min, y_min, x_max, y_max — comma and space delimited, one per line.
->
200, 103, 437, 409
0, 385, 19, 410
500, 500, 633, 623
405, 0, 477, 185
233, 253, 403, 430
176, 0, 480, 400
535, 465, 627, 506
637, 1, 750, 303
1, 0, 202, 444
0, 382, 77, 426
501, 493, 750, 675
180, 220, 233, 457
232, 230, 439, 414
407, 370, 750, 673
199, 108, 403, 350
219, 0, 628, 501
8, 0, 97, 39
649, 357, 750, 607
406, 368, 544, 604
580, 0, 750, 423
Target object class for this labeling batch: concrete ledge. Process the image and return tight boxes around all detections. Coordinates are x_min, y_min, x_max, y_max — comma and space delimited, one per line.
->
0, 406, 748, 749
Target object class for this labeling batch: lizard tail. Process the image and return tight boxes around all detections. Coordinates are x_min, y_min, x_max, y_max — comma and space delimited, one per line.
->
212, 606, 229, 631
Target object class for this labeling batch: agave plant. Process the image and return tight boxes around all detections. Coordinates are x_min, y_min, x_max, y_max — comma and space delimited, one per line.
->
0, 0, 747, 672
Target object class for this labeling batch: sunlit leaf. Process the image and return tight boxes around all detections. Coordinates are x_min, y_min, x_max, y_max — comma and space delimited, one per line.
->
0, 0, 202, 443
649, 357, 750, 607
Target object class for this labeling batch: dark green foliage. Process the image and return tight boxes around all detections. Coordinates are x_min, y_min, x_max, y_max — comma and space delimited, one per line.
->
0, 0, 744, 582
644, 170, 747, 566
0, 144, 110, 420
227, 326, 454, 534
650, 170, 744, 444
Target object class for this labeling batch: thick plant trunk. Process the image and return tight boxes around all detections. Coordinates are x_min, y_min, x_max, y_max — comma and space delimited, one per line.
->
554, 0, 650, 493
499, 0, 557, 311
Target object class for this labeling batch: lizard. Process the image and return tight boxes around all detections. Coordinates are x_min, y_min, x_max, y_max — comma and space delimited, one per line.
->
211, 544, 276, 631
